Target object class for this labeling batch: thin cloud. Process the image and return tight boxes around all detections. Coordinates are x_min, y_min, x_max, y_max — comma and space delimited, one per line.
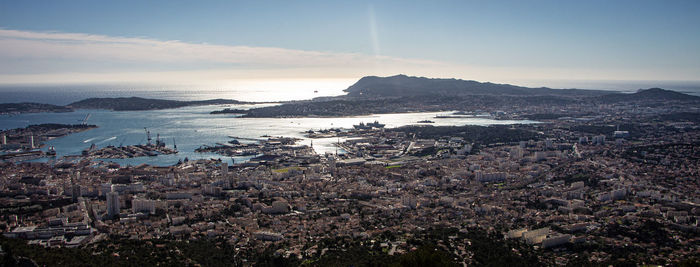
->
0, 28, 442, 71
1, 28, 695, 85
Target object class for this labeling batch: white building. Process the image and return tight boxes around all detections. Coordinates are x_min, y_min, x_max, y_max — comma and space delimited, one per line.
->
475, 171, 506, 183
522, 227, 550, 244
132, 198, 156, 214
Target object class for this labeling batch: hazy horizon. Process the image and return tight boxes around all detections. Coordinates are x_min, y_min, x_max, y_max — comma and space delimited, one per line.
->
2, 76, 700, 105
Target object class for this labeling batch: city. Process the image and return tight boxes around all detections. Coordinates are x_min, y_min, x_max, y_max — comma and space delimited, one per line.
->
1, 91, 698, 265
1, 1, 700, 266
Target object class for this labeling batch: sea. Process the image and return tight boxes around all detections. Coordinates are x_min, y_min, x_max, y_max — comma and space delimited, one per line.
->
2, 80, 697, 166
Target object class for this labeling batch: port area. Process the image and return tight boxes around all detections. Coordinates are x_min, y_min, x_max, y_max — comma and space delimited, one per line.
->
196, 136, 319, 166
1, 123, 97, 162
82, 143, 177, 159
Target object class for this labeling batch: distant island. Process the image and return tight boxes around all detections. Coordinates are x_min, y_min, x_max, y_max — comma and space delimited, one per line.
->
1, 97, 252, 114
68, 97, 249, 111
211, 75, 700, 117
0, 102, 73, 115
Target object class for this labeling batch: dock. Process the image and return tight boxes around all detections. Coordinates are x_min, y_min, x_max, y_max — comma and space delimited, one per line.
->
228, 136, 266, 142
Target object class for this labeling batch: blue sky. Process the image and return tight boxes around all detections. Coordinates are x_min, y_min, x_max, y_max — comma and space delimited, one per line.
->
0, 0, 699, 86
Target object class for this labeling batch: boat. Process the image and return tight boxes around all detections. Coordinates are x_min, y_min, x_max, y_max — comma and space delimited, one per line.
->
46, 146, 56, 156
417, 120, 435, 123
353, 121, 386, 130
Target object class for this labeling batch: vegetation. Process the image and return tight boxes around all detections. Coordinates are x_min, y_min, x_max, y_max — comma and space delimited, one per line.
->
596, 88, 700, 103
658, 112, 700, 123
0, 103, 73, 114
0, 227, 541, 267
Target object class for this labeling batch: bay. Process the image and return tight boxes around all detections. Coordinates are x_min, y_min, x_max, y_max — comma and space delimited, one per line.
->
0, 104, 537, 166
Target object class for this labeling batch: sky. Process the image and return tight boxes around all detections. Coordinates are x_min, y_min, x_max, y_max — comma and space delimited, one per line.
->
0, 0, 699, 89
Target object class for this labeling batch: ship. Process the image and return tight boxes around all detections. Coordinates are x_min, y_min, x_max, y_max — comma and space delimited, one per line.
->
353, 121, 385, 130
46, 146, 57, 156
417, 120, 435, 123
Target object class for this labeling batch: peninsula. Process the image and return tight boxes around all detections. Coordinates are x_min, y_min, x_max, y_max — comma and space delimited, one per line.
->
68, 97, 249, 111
211, 75, 700, 118
0, 103, 73, 115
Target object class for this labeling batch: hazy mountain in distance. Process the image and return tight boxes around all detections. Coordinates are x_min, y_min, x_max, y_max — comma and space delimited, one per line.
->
343, 74, 613, 98
597, 88, 700, 103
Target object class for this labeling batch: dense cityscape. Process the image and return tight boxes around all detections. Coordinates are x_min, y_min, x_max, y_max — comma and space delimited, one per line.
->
1, 85, 698, 266
2, 1, 700, 266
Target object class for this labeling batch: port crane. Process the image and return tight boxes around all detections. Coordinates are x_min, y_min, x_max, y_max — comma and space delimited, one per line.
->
144, 128, 152, 145
155, 133, 165, 147
79, 113, 91, 125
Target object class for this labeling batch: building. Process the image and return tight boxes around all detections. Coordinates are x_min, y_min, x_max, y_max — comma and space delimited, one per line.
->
221, 162, 228, 175
534, 151, 547, 161
542, 234, 571, 248
522, 227, 549, 244
106, 191, 120, 219
263, 200, 290, 214
254, 231, 283, 241
578, 136, 588, 144
132, 198, 156, 214
510, 147, 523, 159
475, 171, 506, 183
614, 130, 629, 138
545, 138, 554, 149
592, 135, 605, 145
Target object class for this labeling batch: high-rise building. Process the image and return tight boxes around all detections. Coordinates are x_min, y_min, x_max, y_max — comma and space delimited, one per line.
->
221, 162, 228, 176
72, 172, 81, 203
106, 191, 120, 219
592, 135, 606, 145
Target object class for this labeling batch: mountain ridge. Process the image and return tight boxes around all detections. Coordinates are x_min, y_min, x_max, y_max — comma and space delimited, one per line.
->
343, 74, 614, 97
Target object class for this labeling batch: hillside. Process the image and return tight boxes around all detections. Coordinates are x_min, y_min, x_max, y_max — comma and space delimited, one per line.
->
68, 97, 247, 111
597, 88, 700, 103
213, 75, 700, 118
343, 74, 611, 97
0, 102, 73, 114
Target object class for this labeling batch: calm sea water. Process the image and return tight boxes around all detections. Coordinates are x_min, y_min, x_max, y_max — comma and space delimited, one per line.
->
0, 104, 537, 166
0, 82, 351, 105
